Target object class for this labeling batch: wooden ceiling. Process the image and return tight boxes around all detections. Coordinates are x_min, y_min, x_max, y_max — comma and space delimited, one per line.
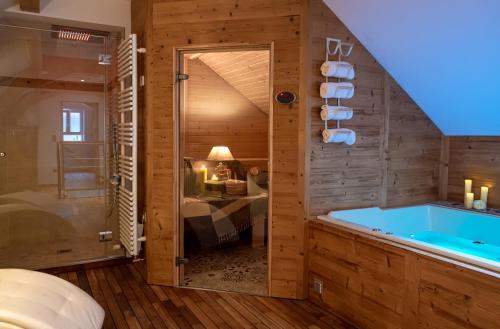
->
197, 51, 270, 114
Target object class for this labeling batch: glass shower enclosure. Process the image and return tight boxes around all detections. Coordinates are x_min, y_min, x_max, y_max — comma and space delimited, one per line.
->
0, 24, 123, 269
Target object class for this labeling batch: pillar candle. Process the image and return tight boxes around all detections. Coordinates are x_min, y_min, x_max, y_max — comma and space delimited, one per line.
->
200, 165, 208, 182
465, 192, 474, 209
464, 179, 472, 194
198, 165, 207, 194
480, 186, 489, 207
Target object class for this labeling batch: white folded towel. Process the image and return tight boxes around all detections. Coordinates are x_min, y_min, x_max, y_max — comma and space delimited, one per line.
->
320, 105, 353, 121
322, 128, 356, 145
320, 82, 354, 99
320, 61, 355, 79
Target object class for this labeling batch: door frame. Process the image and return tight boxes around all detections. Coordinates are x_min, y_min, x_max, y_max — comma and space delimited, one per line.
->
173, 43, 274, 295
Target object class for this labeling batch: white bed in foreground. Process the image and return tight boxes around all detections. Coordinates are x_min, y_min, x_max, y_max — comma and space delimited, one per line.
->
0, 269, 104, 329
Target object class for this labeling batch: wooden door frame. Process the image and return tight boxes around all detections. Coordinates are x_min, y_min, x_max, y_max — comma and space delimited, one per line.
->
173, 43, 274, 295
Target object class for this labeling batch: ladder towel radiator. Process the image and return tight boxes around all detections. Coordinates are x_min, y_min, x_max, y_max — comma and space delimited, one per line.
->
117, 34, 139, 256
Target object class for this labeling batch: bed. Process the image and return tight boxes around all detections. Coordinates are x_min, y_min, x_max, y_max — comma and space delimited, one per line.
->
0, 269, 104, 329
0, 191, 76, 248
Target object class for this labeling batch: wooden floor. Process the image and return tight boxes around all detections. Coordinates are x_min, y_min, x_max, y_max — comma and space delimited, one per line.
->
56, 262, 356, 329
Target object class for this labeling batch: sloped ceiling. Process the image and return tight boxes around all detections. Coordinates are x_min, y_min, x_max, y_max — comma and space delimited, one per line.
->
323, 0, 500, 136
198, 51, 270, 114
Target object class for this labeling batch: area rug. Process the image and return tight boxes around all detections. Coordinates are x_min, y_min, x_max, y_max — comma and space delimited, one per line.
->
184, 245, 268, 296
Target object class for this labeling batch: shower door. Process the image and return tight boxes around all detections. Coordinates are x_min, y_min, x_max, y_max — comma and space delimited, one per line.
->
0, 24, 123, 269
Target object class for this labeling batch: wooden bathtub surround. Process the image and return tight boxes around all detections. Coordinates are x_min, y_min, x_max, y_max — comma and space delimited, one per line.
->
308, 220, 500, 329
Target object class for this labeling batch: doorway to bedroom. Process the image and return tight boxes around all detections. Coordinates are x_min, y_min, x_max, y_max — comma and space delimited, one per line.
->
176, 47, 271, 295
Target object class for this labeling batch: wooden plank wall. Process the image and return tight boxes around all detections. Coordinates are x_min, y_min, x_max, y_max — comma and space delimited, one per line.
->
307, 0, 442, 216
447, 137, 500, 209
140, 0, 307, 298
185, 58, 268, 160
133, 0, 448, 299
308, 221, 500, 329
385, 82, 442, 207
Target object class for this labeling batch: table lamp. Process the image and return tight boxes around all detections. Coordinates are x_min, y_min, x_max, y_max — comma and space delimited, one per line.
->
207, 146, 234, 180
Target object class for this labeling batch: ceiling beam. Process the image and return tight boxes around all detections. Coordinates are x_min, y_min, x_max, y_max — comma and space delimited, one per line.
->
18, 0, 40, 13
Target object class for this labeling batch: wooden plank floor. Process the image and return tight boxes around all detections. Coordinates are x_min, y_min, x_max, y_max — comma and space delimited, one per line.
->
56, 262, 357, 329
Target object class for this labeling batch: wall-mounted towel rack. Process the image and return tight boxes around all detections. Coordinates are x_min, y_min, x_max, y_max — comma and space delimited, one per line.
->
117, 34, 139, 256
326, 38, 354, 57
320, 37, 355, 145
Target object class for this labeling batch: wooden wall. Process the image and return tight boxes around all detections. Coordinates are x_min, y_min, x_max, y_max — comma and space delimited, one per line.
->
184, 58, 268, 160
307, 0, 442, 217
140, 0, 307, 298
308, 220, 500, 329
385, 82, 442, 207
136, 0, 500, 303
134, 0, 447, 299
446, 137, 500, 209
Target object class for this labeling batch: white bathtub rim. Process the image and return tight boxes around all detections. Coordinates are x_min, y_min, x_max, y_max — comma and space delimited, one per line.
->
315, 215, 500, 277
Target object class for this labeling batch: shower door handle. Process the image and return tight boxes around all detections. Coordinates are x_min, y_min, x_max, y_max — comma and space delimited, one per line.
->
0, 152, 6, 158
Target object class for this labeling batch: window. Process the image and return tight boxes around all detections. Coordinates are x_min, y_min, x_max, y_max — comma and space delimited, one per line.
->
62, 108, 84, 141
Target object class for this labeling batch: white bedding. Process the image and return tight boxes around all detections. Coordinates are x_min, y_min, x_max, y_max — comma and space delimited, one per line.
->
0, 269, 104, 329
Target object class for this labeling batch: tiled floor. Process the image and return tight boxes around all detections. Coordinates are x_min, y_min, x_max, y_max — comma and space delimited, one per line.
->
184, 245, 268, 295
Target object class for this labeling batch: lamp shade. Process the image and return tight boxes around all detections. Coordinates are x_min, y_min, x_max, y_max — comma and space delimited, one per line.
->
207, 146, 234, 161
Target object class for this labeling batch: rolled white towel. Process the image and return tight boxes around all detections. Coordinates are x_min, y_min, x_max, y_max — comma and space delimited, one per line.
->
320, 82, 354, 99
320, 105, 353, 121
322, 128, 356, 145
320, 61, 355, 79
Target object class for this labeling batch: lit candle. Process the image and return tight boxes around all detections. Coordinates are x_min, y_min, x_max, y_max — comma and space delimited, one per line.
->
465, 192, 474, 209
199, 165, 208, 194
464, 179, 472, 194
480, 186, 489, 207
200, 165, 208, 182
211, 174, 218, 181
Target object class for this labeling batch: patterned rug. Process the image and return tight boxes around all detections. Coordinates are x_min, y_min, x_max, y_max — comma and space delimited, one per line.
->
183, 245, 268, 296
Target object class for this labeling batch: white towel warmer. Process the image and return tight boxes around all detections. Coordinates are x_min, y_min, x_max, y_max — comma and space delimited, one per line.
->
116, 34, 139, 256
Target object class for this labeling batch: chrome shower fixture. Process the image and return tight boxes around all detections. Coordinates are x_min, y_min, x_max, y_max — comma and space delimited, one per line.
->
110, 174, 121, 186
98, 54, 112, 65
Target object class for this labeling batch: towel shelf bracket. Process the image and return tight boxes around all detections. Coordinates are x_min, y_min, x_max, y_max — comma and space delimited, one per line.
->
326, 38, 354, 58
321, 37, 355, 144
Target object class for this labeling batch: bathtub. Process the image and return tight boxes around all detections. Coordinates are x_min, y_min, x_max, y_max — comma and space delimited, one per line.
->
317, 204, 500, 273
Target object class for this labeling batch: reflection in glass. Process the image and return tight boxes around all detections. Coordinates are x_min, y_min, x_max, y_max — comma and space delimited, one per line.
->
179, 50, 270, 295
0, 24, 123, 269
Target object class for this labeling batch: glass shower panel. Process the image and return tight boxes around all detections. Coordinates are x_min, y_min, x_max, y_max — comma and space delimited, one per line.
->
0, 24, 122, 269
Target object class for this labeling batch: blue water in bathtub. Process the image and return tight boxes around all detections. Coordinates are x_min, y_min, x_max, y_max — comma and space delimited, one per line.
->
409, 231, 500, 262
